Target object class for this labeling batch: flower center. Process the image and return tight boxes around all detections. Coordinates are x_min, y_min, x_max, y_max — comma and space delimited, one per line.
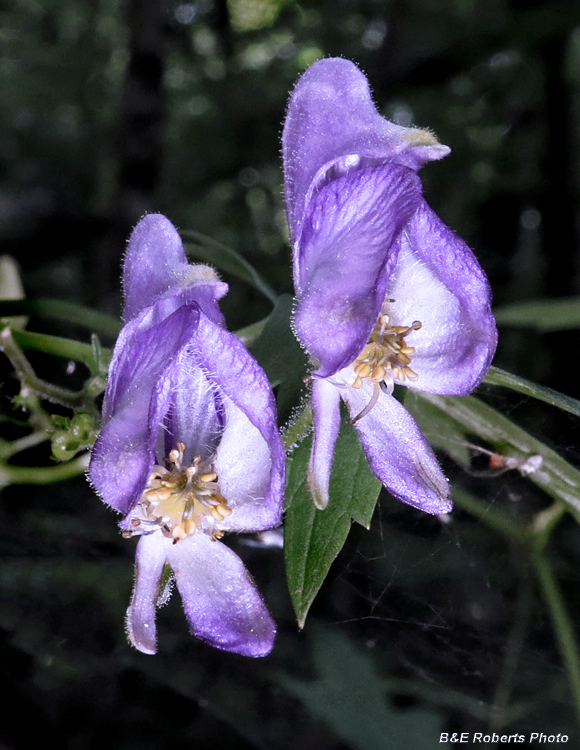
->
123, 442, 232, 543
353, 312, 421, 390
347, 307, 422, 423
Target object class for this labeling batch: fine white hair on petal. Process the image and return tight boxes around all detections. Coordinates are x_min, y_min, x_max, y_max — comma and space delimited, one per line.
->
214, 392, 274, 532
168, 348, 223, 462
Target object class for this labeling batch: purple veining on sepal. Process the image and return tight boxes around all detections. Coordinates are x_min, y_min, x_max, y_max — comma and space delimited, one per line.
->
283, 58, 497, 515
89, 214, 284, 657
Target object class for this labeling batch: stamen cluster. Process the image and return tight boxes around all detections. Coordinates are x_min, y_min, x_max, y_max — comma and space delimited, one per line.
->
352, 311, 421, 392
124, 442, 232, 543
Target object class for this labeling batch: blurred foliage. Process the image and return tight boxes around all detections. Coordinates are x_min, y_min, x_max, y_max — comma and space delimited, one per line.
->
3, 0, 580, 748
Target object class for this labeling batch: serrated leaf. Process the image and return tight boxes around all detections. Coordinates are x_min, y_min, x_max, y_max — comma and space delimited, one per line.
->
494, 296, 580, 331
250, 294, 308, 421
284, 420, 381, 627
278, 626, 443, 750
181, 230, 278, 303
485, 366, 580, 419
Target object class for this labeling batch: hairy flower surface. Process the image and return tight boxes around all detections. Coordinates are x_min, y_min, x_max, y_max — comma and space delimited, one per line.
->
283, 58, 497, 512
89, 214, 285, 657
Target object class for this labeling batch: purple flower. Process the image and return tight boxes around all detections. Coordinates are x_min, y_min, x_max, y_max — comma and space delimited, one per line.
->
89, 214, 285, 657
283, 58, 497, 513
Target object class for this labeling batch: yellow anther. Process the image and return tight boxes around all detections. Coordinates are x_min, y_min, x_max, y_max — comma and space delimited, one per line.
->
371, 364, 386, 382
154, 485, 174, 499
126, 445, 232, 544
200, 472, 217, 483
392, 366, 405, 381
355, 362, 372, 378
172, 525, 187, 542
350, 307, 422, 399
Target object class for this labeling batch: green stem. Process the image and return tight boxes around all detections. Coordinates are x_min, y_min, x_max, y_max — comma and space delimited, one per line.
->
1, 327, 96, 413
452, 487, 580, 725
0, 453, 89, 487
283, 403, 313, 451
0, 298, 121, 337
489, 574, 534, 732
11, 329, 110, 372
451, 488, 532, 546
531, 550, 580, 724
0, 431, 49, 461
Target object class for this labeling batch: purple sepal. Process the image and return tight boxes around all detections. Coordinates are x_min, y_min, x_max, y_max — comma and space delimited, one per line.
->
283, 58, 450, 246
168, 533, 276, 657
126, 534, 276, 657
89, 304, 199, 515
123, 213, 228, 325
341, 382, 452, 515
293, 164, 422, 376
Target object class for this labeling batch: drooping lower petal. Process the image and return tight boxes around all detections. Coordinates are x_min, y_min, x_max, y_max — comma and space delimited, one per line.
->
126, 533, 171, 655
341, 381, 452, 515
294, 164, 422, 377
308, 378, 342, 510
167, 533, 276, 657
387, 202, 497, 395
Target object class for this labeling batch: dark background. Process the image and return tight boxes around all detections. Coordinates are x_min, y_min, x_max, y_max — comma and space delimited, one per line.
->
2, 0, 580, 748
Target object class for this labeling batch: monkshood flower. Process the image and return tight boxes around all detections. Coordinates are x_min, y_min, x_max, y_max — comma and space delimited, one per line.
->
283, 58, 497, 513
89, 214, 285, 657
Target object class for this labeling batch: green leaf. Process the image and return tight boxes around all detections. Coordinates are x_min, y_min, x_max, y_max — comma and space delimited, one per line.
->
485, 366, 580, 419
494, 297, 580, 331
250, 294, 308, 422
0, 298, 121, 337
181, 229, 278, 303
284, 420, 381, 627
406, 391, 580, 515
278, 626, 443, 750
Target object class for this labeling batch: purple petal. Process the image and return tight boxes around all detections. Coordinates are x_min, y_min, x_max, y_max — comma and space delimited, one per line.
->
294, 164, 421, 377
123, 214, 189, 323
194, 315, 285, 531
283, 58, 450, 245
308, 378, 342, 510
123, 213, 228, 325
387, 202, 497, 395
167, 534, 276, 657
340, 382, 452, 514
126, 533, 170, 655
89, 305, 199, 514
